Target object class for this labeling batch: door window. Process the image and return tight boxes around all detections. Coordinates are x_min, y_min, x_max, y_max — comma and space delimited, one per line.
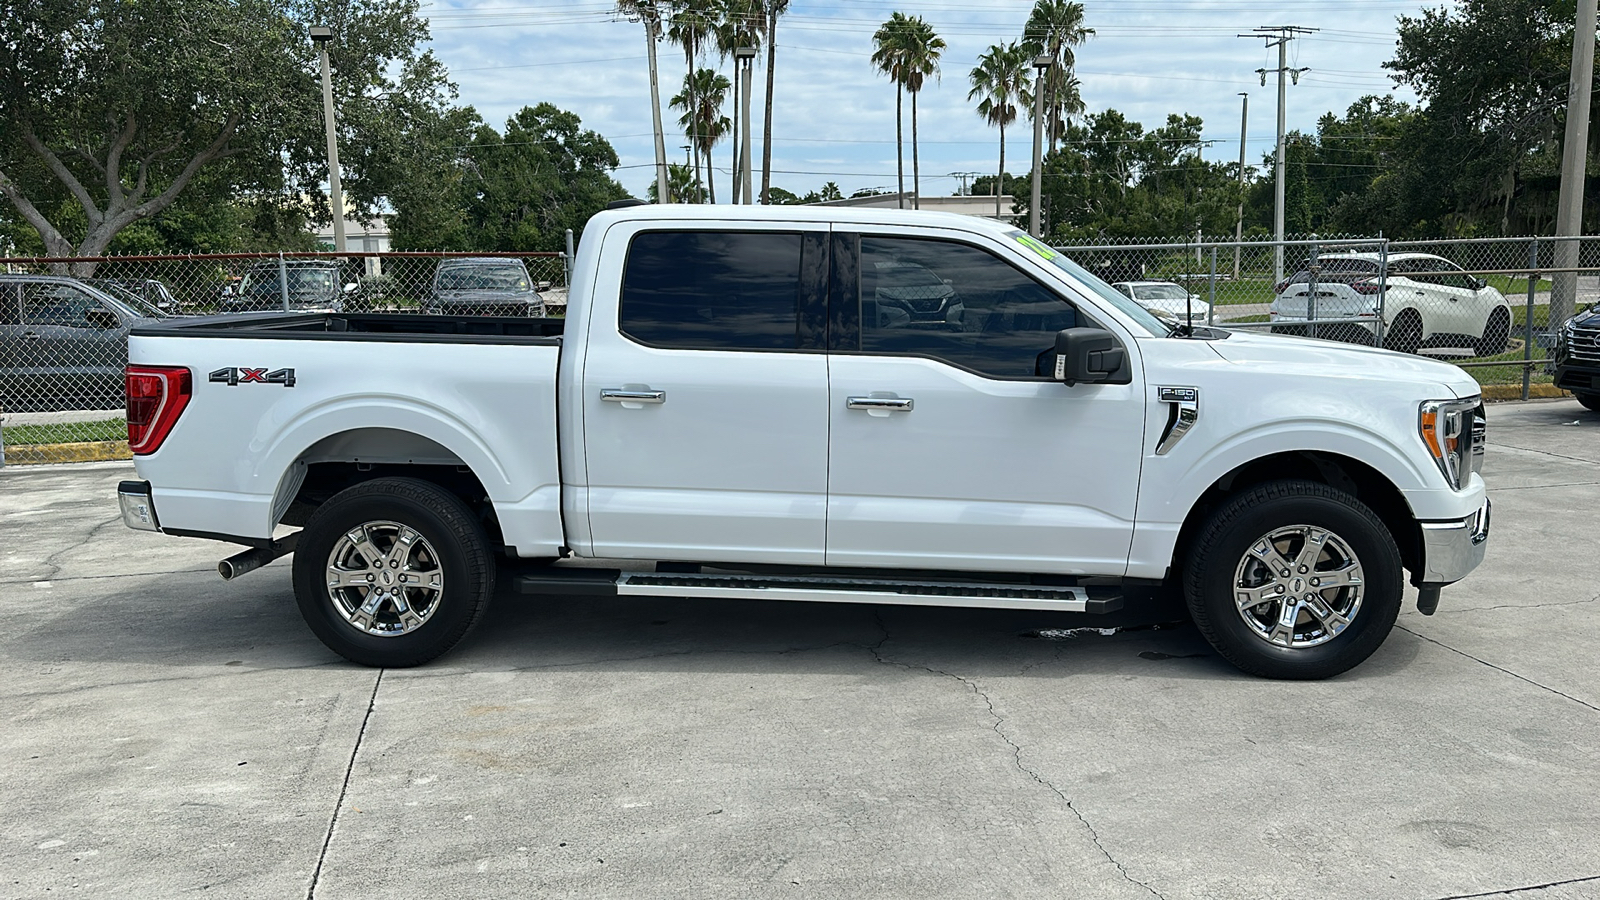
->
620, 230, 806, 351
855, 236, 1078, 379
20, 283, 106, 328
0, 284, 18, 326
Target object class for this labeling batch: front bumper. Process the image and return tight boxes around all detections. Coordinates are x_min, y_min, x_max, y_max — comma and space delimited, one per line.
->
1416, 497, 1491, 586
118, 480, 161, 532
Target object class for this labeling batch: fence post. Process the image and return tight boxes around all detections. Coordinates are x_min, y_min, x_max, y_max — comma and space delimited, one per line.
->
1524, 236, 1539, 401
278, 252, 290, 313
565, 229, 575, 286
1376, 240, 1388, 348
1307, 234, 1320, 340
1207, 246, 1218, 326
0, 407, 6, 468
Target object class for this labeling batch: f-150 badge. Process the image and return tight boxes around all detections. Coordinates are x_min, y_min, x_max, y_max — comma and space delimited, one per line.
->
209, 367, 296, 387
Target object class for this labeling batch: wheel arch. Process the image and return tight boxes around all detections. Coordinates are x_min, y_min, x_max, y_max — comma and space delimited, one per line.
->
1171, 450, 1422, 584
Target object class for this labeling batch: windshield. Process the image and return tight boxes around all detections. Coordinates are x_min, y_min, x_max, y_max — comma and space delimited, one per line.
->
86, 280, 167, 318
240, 266, 337, 295
1133, 283, 1191, 301
435, 264, 530, 293
1003, 231, 1169, 336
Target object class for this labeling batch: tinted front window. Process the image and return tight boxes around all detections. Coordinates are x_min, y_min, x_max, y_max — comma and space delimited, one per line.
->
20, 283, 112, 327
858, 236, 1078, 378
621, 231, 803, 351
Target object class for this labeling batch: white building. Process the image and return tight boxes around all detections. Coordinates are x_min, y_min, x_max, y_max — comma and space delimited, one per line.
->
313, 214, 391, 277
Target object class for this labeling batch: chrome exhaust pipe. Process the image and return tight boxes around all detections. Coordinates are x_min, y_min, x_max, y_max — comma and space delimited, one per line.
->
218, 533, 299, 581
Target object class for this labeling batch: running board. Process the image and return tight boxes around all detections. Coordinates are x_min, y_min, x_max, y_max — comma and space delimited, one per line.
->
514, 569, 1123, 614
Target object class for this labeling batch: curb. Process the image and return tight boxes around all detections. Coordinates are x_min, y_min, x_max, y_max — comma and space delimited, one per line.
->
2, 440, 132, 465
1481, 384, 1571, 402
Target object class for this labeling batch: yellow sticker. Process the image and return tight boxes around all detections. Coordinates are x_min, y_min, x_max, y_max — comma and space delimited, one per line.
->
1012, 233, 1059, 261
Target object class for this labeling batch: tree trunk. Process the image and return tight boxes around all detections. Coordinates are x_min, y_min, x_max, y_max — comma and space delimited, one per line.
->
911, 90, 921, 211
731, 70, 741, 204
761, 14, 777, 204
895, 85, 904, 208
687, 49, 701, 199
997, 122, 1006, 219
706, 143, 716, 204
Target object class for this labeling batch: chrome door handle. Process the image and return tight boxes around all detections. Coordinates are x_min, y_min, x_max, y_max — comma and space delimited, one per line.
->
600, 389, 665, 404
846, 396, 913, 412
22, 332, 40, 340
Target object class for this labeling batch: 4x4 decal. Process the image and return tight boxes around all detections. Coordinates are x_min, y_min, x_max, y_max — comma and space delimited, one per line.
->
209, 367, 296, 387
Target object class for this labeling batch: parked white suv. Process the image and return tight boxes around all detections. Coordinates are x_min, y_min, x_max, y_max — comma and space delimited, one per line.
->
1269, 252, 1512, 355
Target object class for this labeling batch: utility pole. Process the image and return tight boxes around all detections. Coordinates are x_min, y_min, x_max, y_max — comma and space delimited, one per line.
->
1234, 92, 1248, 280
1241, 25, 1315, 283
1552, 0, 1598, 334
310, 26, 345, 252
738, 46, 757, 205
642, 11, 671, 205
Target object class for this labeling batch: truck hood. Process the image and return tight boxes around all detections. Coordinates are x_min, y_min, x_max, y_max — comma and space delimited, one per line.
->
1205, 328, 1482, 399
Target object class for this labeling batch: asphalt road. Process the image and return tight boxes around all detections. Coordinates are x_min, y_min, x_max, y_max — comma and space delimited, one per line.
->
3, 399, 1599, 900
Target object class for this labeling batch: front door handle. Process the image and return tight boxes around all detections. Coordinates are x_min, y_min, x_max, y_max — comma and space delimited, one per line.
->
600, 389, 665, 404
847, 396, 914, 412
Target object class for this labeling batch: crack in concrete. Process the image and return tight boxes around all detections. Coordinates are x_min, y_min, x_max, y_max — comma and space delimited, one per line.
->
306, 668, 383, 900
7, 660, 351, 702
1485, 481, 1600, 491
1396, 624, 1600, 714
0, 566, 221, 587
32, 515, 121, 581
1431, 872, 1600, 899
1438, 595, 1599, 614
1486, 440, 1600, 466
864, 613, 1165, 900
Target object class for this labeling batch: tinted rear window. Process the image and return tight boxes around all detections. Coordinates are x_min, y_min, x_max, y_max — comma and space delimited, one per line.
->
620, 231, 803, 351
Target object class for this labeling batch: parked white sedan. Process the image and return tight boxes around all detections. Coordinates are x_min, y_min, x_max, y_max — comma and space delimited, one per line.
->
1269, 252, 1512, 355
1110, 280, 1213, 324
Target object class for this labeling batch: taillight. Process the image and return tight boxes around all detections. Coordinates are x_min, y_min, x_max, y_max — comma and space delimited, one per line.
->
125, 366, 192, 455
1353, 280, 1385, 295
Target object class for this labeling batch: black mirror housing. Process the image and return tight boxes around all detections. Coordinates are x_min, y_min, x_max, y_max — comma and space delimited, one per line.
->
85, 308, 121, 329
1054, 327, 1131, 385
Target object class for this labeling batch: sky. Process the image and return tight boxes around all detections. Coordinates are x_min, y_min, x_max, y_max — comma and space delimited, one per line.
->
421, 0, 1442, 200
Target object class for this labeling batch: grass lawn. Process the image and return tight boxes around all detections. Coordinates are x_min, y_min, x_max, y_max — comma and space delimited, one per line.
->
2, 418, 127, 446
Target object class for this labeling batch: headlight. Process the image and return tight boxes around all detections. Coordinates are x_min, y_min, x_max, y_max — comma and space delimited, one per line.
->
1419, 398, 1484, 490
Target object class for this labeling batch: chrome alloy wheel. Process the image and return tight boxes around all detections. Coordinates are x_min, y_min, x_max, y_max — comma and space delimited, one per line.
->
325, 521, 445, 637
1233, 524, 1365, 649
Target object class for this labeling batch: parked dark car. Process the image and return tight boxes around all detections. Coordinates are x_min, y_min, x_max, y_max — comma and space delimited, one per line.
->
428, 258, 542, 316
84, 278, 178, 319
1553, 305, 1600, 412
0, 274, 163, 412
221, 260, 353, 313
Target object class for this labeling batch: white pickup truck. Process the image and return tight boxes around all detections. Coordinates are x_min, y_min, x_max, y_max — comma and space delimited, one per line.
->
117, 205, 1490, 679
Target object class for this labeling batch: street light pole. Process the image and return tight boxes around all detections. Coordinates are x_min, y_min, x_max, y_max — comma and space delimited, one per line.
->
1235, 92, 1248, 279
1241, 25, 1315, 283
1552, 0, 1598, 332
737, 46, 757, 205
310, 26, 345, 253
1030, 55, 1051, 238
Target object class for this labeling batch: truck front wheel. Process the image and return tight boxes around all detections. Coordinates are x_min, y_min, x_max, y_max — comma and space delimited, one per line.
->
292, 477, 495, 667
1183, 480, 1402, 679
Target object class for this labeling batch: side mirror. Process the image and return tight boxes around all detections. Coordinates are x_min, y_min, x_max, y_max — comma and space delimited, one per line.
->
343, 282, 359, 294
85, 308, 120, 329
1054, 327, 1130, 386
1472, 277, 1487, 291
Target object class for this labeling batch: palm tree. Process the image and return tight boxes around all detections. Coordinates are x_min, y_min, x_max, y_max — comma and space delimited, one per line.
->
668, 0, 720, 199
968, 42, 1033, 218
758, 0, 791, 204
714, 0, 763, 203
1020, 0, 1093, 154
900, 17, 945, 211
616, 0, 672, 203
871, 13, 915, 208
671, 68, 732, 203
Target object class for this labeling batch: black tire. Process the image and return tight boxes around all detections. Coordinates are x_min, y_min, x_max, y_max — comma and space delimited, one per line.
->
1577, 393, 1600, 413
1183, 480, 1403, 680
292, 477, 495, 667
1474, 307, 1511, 357
1384, 310, 1423, 353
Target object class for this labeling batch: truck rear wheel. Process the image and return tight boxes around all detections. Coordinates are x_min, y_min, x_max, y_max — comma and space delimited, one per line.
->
1183, 480, 1402, 679
292, 477, 495, 667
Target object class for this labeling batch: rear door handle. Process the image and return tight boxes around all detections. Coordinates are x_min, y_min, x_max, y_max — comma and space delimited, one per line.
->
847, 396, 914, 412
600, 389, 665, 404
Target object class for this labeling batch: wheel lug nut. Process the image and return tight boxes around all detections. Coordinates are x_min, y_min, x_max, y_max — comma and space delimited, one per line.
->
1281, 569, 1291, 577
1299, 565, 1308, 573
1311, 578, 1320, 586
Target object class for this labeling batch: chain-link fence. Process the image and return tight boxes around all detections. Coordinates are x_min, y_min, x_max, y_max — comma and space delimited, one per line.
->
0, 250, 567, 463
3, 236, 1597, 465
1056, 234, 1600, 396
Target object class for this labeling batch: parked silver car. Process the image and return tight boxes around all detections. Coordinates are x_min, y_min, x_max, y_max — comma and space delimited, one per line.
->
0, 275, 163, 412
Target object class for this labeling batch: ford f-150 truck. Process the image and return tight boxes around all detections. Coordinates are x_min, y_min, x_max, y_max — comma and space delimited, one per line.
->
116, 205, 1490, 679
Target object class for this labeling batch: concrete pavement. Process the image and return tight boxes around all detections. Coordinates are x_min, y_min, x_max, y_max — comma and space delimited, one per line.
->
3, 400, 1599, 899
